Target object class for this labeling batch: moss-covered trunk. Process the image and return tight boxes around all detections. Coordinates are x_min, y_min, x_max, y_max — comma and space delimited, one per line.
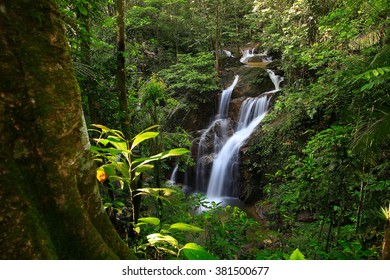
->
0, 0, 135, 260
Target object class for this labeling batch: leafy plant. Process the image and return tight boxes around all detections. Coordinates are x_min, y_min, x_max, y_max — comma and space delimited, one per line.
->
133, 216, 216, 260
289, 248, 305, 260
90, 124, 188, 223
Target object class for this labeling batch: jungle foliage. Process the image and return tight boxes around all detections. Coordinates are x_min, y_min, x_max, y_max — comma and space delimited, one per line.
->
245, 0, 390, 259
54, 0, 390, 259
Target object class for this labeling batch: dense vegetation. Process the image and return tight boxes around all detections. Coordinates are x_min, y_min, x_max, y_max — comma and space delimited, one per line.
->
1, 0, 388, 260
60, 0, 389, 260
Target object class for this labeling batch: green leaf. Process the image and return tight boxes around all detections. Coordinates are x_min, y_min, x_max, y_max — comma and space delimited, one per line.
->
90, 146, 123, 156
289, 248, 306, 260
133, 164, 154, 174
133, 148, 189, 165
102, 165, 116, 176
155, 247, 178, 256
91, 124, 125, 138
113, 200, 125, 208
137, 217, 160, 226
77, 4, 88, 16
169, 223, 203, 233
131, 131, 159, 150
135, 188, 177, 198
107, 136, 127, 150
103, 202, 112, 209
147, 233, 178, 247
182, 243, 218, 260
93, 138, 110, 146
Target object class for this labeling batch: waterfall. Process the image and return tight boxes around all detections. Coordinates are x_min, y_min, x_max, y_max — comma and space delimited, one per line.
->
205, 69, 283, 200
240, 48, 256, 64
169, 164, 179, 185
206, 96, 269, 199
266, 69, 284, 90
240, 48, 271, 64
195, 75, 239, 192
193, 68, 283, 201
218, 75, 239, 118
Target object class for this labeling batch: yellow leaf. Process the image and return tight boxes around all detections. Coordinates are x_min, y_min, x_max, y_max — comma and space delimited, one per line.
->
96, 168, 108, 183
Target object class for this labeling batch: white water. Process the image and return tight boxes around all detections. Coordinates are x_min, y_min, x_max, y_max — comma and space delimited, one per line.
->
240, 48, 256, 64
205, 69, 283, 200
206, 96, 269, 199
266, 69, 284, 90
240, 48, 270, 64
169, 164, 179, 185
195, 75, 239, 192
192, 67, 283, 200
217, 75, 239, 118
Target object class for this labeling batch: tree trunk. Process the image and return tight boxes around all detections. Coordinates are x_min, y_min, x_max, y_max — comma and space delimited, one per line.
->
215, 0, 220, 77
77, 2, 101, 125
0, 0, 135, 260
117, 0, 131, 139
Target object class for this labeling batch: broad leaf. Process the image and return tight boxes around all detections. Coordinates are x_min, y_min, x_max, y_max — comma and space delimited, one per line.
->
90, 146, 123, 156
131, 131, 159, 150
77, 4, 88, 16
182, 243, 218, 260
135, 188, 176, 198
137, 217, 160, 226
169, 223, 203, 233
147, 233, 178, 247
107, 136, 127, 150
289, 248, 306, 260
91, 124, 125, 138
132, 148, 189, 167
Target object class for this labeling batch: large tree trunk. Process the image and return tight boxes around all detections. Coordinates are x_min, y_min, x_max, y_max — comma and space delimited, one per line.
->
0, 0, 135, 259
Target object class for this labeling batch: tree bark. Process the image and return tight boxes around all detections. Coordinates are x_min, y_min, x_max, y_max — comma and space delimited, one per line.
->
117, 0, 131, 139
215, 0, 220, 77
77, 2, 101, 125
0, 0, 135, 259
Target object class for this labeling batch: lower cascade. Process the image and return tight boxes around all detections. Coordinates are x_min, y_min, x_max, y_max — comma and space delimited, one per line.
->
191, 65, 283, 201
206, 95, 270, 199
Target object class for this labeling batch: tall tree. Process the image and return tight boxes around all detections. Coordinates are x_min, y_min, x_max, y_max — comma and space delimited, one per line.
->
0, 0, 135, 259
76, 1, 102, 125
116, 0, 131, 139
215, 0, 220, 76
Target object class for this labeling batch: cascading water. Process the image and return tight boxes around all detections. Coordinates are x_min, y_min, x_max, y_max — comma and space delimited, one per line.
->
195, 75, 239, 192
266, 69, 284, 91
206, 96, 269, 199
185, 48, 283, 202
204, 69, 283, 200
240, 48, 271, 65
169, 164, 179, 185
240, 48, 256, 64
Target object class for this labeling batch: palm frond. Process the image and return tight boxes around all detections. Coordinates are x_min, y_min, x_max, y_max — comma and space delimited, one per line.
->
73, 61, 97, 79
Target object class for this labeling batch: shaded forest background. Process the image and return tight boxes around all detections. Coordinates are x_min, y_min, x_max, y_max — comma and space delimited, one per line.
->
0, 0, 389, 260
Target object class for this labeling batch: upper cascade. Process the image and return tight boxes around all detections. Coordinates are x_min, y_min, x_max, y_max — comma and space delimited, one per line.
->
218, 75, 239, 119
240, 48, 272, 67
